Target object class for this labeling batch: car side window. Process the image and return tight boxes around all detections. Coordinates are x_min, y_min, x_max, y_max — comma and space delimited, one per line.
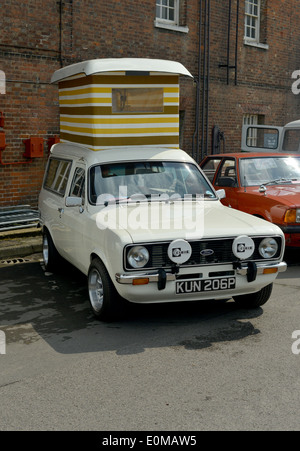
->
201, 158, 222, 182
215, 159, 237, 187
44, 158, 72, 196
69, 167, 85, 204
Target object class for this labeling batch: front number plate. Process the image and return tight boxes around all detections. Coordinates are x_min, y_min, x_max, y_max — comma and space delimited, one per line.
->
176, 277, 236, 294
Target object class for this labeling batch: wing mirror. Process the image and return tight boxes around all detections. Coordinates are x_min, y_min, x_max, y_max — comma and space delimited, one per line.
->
65, 196, 83, 207
216, 189, 226, 200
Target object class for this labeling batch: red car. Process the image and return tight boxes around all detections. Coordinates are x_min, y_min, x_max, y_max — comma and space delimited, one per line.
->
200, 153, 300, 247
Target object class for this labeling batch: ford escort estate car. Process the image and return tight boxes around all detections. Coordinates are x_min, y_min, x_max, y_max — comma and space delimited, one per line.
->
39, 143, 287, 320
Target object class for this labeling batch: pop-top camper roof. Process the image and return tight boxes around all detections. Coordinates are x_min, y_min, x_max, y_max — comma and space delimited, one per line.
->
51, 58, 193, 83
51, 58, 193, 150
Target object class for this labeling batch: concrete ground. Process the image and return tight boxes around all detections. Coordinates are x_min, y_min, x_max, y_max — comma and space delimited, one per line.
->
0, 227, 42, 260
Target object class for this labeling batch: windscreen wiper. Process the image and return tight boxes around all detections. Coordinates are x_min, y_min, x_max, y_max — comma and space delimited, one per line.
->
264, 178, 292, 186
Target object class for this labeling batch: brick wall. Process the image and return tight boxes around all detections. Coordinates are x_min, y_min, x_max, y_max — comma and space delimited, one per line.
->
1, 0, 300, 207
205, 0, 300, 156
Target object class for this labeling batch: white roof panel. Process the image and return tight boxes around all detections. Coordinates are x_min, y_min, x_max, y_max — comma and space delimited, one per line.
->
50, 142, 195, 166
51, 58, 193, 83
284, 119, 300, 128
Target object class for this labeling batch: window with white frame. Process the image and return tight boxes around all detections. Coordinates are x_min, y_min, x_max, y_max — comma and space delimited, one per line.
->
244, 0, 260, 42
243, 114, 258, 126
156, 0, 178, 25
155, 0, 189, 33
243, 114, 258, 147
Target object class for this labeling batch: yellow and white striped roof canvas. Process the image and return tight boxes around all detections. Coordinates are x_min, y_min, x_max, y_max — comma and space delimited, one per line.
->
52, 59, 193, 150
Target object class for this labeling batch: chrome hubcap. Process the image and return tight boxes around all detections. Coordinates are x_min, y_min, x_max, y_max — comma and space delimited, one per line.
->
88, 268, 104, 312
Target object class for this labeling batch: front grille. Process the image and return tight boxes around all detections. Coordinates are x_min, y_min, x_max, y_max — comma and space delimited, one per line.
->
124, 236, 283, 270
150, 240, 234, 267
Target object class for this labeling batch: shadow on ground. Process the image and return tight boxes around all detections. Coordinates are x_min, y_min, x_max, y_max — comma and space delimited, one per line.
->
0, 257, 281, 355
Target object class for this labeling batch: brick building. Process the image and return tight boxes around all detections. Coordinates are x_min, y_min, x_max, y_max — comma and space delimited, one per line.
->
1, 0, 300, 208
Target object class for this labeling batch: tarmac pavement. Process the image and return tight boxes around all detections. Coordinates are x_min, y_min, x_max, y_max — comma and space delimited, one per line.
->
0, 231, 298, 431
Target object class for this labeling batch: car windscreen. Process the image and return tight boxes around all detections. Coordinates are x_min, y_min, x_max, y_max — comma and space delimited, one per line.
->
239, 156, 300, 186
89, 161, 215, 205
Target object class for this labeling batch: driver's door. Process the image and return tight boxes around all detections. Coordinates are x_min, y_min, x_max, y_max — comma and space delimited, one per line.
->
59, 163, 86, 268
214, 158, 239, 209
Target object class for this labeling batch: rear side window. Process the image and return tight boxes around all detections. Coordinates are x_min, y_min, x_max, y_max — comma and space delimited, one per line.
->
44, 158, 72, 195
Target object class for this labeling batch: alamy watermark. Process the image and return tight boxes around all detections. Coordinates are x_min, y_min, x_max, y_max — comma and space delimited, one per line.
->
291, 330, 300, 355
291, 70, 300, 95
95, 188, 205, 238
0, 330, 6, 355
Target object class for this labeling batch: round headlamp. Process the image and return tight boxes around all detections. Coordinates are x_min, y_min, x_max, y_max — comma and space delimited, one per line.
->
259, 238, 278, 259
127, 246, 149, 268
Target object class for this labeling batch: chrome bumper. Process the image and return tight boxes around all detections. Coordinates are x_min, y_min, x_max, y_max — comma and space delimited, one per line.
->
236, 261, 287, 276
116, 271, 176, 284
116, 260, 287, 285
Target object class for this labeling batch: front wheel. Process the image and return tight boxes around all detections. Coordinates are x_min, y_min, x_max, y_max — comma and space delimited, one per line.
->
88, 258, 125, 321
233, 283, 273, 308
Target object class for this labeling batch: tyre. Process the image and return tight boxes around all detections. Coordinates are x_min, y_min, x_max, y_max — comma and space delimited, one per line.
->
233, 283, 273, 308
42, 228, 62, 272
88, 258, 125, 321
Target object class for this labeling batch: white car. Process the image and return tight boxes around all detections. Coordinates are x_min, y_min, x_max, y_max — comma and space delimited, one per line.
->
39, 142, 287, 321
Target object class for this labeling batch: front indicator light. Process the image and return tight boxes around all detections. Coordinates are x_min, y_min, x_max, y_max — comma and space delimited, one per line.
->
284, 209, 300, 223
263, 267, 278, 275
259, 238, 278, 259
132, 278, 149, 285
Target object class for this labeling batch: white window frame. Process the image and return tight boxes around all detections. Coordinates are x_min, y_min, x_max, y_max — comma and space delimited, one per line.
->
244, 0, 268, 49
154, 0, 189, 34
156, 0, 178, 25
243, 114, 258, 147
244, 0, 260, 42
